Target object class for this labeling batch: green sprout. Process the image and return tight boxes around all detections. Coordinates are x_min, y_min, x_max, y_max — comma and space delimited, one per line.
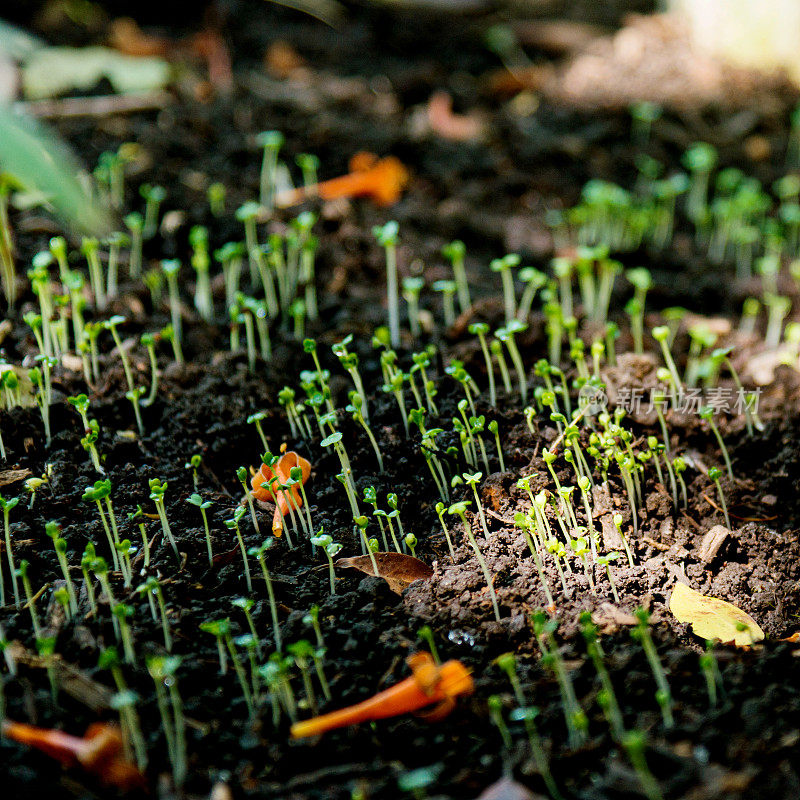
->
373, 221, 401, 348
185, 453, 202, 490
708, 466, 731, 529
45, 521, 77, 617
0, 493, 20, 607
226, 506, 253, 593
699, 640, 722, 708
441, 239, 470, 313
632, 608, 673, 728
310, 531, 342, 596
700, 406, 734, 482
82, 479, 121, 571
149, 478, 179, 560
245, 538, 281, 651
188, 493, 214, 565
140, 332, 160, 407
495, 652, 560, 800
487, 695, 512, 751
140, 183, 166, 239
123, 212, 144, 278
247, 411, 270, 453
138, 576, 172, 652
622, 730, 664, 800
146, 655, 187, 789
160, 260, 184, 363
580, 612, 624, 741
207, 181, 226, 216
532, 611, 588, 748
256, 130, 284, 210
448, 500, 500, 621
432, 279, 457, 327
236, 465, 261, 535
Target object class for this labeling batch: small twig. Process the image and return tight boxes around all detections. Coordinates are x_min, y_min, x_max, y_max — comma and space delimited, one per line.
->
14, 91, 172, 119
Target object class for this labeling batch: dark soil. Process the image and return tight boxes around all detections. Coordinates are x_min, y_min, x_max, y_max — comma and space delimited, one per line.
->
3, 2, 800, 799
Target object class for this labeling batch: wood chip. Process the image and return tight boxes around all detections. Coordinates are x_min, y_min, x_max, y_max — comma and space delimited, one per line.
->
698, 524, 730, 563
0, 468, 32, 487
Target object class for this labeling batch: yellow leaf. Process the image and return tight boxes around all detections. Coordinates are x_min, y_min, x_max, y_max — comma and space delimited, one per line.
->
669, 582, 765, 646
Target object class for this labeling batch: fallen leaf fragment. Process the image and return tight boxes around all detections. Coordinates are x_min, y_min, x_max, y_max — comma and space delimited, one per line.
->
427, 91, 485, 142
275, 152, 409, 208
251, 450, 311, 537
335, 552, 433, 595
1, 720, 144, 790
0, 468, 32, 487
291, 652, 472, 738
477, 776, 542, 799
669, 581, 765, 646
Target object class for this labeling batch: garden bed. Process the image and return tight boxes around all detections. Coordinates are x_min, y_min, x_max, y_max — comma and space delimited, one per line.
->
2, 2, 800, 799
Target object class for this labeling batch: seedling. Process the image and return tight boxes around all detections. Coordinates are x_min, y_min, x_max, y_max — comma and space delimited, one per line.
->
490, 254, 520, 322
495, 321, 528, 404
495, 653, 560, 800
442, 240, 471, 313
287, 640, 318, 714
187, 493, 214, 565
632, 608, 673, 728
146, 655, 187, 788
432, 279, 457, 326
532, 611, 588, 748
448, 500, 500, 621
226, 506, 253, 593
82, 480, 121, 571
185, 453, 202, 489
373, 221, 401, 348
160, 260, 184, 363
402, 277, 425, 338
580, 612, 624, 741
699, 640, 722, 708
311, 531, 342, 596
597, 551, 622, 604
236, 466, 261, 534
469, 322, 497, 406
346, 392, 384, 473
487, 695, 512, 751
256, 130, 284, 210
207, 181, 226, 216
708, 466, 731, 529
247, 411, 270, 453
149, 478, 179, 559
105, 316, 144, 435
80, 237, 107, 310
137, 577, 172, 652
123, 212, 144, 278
0, 493, 19, 607
700, 406, 734, 481
126, 505, 150, 568
622, 730, 664, 800
45, 521, 77, 617
249, 539, 282, 650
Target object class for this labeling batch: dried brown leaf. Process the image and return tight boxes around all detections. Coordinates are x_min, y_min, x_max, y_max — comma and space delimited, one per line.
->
0, 468, 31, 487
335, 552, 433, 595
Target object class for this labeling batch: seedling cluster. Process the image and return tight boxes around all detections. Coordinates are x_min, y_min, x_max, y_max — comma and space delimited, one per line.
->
0, 105, 783, 800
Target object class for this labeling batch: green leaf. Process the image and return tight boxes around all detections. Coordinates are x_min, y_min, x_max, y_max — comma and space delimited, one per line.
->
0, 109, 111, 235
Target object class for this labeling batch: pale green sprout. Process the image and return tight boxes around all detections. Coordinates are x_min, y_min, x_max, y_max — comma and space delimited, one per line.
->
188, 493, 214, 565
310, 532, 342, 596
